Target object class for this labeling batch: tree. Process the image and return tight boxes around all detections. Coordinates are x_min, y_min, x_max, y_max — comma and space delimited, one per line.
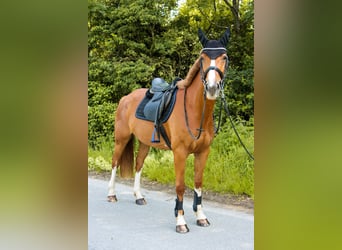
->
88, 0, 179, 147
173, 0, 254, 120
88, 0, 254, 147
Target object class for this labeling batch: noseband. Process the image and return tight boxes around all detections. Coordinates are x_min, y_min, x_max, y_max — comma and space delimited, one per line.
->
200, 48, 229, 94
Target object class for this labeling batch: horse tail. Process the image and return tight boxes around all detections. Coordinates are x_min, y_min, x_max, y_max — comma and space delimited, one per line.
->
119, 135, 134, 178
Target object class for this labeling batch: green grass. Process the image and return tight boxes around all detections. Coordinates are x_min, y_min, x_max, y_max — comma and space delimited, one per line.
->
88, 139, 113, 172
204, 120, 254, 196
143, 120, 254, 197
88, 120, 254, 198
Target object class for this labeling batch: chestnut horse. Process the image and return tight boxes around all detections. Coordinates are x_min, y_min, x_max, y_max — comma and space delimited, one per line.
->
107, 28, 230, 233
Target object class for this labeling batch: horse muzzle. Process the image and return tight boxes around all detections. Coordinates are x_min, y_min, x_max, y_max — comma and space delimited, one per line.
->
205, 82, 220, 100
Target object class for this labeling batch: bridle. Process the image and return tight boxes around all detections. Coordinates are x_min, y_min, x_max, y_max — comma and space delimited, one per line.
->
199, 47, 229, 95
184, 48, 229, 140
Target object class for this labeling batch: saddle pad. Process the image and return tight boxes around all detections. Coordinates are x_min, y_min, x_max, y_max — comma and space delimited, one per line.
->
135, 88, 178, 123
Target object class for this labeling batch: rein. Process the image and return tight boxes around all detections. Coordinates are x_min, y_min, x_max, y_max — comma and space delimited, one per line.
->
184, 86, 206, 140
219, 92, 255, 160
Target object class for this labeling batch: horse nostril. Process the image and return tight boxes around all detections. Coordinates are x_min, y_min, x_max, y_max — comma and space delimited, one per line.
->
207, 85, 217, 97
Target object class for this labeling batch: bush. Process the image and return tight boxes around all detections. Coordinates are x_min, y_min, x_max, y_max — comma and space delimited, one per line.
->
88, 102, 117, 149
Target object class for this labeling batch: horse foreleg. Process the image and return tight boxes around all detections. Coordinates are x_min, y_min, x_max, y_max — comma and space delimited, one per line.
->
193, 188, 210, 226
173, 150, 189, 233
193, 151, 210, 227
134, 142, 150, 205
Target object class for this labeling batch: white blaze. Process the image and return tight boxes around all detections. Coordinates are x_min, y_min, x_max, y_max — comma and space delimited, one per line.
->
206, 59, 218, 100
207, 60, 217, 87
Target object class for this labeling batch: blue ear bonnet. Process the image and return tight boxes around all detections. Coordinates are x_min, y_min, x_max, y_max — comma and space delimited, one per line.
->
198, 28, 229, 59
201, 40, 227, 59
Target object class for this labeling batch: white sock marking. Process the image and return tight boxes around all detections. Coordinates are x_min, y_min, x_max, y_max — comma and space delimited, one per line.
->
176, 214, 187, 226
108, 167, 117, 196
134, 170, 143, 199
195, 205, 207, 220
194, 188, 202, 197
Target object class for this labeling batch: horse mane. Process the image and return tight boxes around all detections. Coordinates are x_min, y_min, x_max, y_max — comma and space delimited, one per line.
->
176, 57, 201, 89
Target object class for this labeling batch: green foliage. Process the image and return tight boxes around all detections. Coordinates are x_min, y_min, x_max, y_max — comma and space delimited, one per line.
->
88, 0, 254, 195
88, 139, 113, 171
225, 65, 254, 120
88, 0, 183, 146
205, 119, 254, 196
88, 0, 254, 143
88, 102, 117, 149
143, 151, 175, 184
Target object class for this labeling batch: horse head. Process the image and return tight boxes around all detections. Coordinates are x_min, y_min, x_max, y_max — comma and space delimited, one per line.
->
198, 28, 230, 100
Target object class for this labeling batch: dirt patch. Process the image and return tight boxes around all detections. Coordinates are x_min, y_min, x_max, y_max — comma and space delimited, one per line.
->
89, 170, 254, 214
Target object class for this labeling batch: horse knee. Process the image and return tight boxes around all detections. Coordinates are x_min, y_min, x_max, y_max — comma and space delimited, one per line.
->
175, 184, 185, 196
194, 181, 202, 189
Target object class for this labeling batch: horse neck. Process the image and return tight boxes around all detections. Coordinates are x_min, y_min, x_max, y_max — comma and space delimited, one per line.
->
186, 73, 216, 129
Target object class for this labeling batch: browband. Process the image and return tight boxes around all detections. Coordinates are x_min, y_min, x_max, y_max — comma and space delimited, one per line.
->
201, 47, 227, 59
201, 47, 227, 52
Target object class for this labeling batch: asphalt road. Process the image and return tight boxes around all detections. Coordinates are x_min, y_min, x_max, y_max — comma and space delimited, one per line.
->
88, 177, 254, 250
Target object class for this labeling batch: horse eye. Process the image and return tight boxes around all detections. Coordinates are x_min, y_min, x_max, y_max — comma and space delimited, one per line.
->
222, 55, 228, 60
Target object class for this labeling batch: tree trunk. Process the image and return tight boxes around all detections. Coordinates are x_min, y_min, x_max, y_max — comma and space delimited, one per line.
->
223, 0, 241, 33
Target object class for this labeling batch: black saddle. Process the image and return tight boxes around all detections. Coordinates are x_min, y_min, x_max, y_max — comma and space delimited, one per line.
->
135, 78, 181, 148
150, 77, 170, 93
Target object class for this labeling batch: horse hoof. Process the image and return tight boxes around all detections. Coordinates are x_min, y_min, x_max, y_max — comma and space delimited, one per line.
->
135, 198, 147, 205
196, 219, 210, 227
176, 224, 190, 234
107, 195, 118, 202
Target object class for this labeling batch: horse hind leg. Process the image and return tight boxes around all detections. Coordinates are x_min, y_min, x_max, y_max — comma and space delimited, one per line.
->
108, 167, 118, 202
133, 142, 150, 205
107, 135, 133, 202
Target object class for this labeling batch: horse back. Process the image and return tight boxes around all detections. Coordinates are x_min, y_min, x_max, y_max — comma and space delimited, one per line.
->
115, 88, 169, 149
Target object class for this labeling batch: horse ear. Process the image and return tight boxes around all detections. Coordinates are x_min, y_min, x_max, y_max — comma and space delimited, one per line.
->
219, 28, 230, 47
198, 28, 209, 47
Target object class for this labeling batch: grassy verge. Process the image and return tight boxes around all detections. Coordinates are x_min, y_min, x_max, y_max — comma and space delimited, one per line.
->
88, 120, 254, 198
88, 139, 113, 172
